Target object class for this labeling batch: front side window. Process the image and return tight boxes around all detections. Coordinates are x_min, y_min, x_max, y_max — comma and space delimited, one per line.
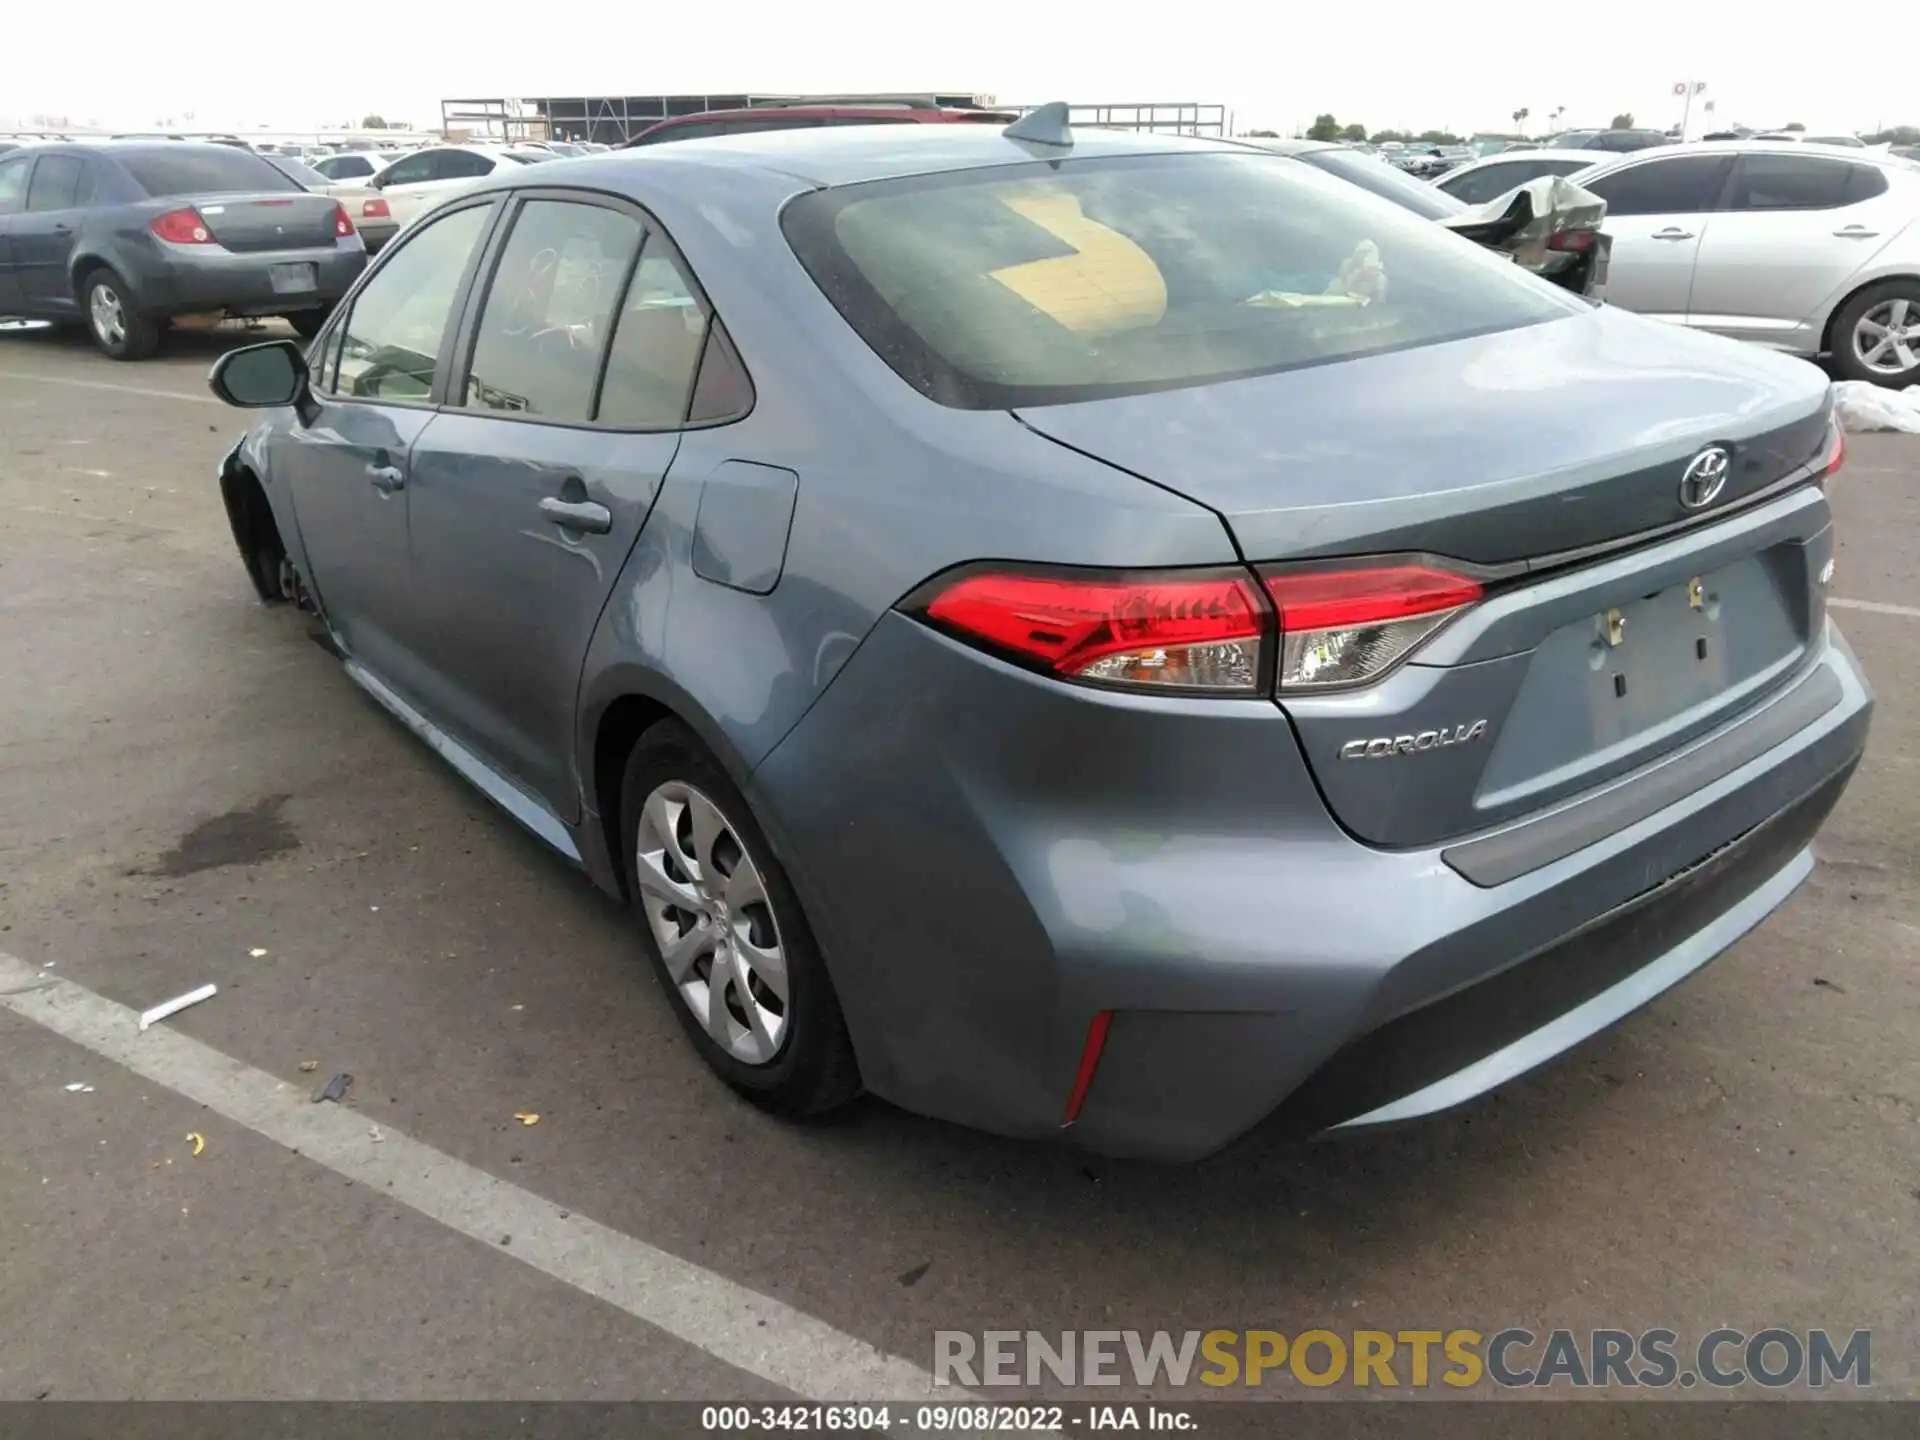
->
378, 152, 439, 187
25, 155, 82, 211
441, 151, 496, 179
596, 235, 713, 427
783, 151, 1572, 409
461, 200, 643, 421
1726, 155, 1861, 211
1580, 155, 1731, 216
331, 204, 492, 401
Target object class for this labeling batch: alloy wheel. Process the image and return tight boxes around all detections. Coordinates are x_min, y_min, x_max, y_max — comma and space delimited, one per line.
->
1853, 297, 1920, 377
633, 781, 789, 1065
89, 283, 126, 349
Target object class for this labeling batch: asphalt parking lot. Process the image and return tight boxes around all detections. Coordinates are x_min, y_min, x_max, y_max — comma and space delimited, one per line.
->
1, 322, 1917, 1405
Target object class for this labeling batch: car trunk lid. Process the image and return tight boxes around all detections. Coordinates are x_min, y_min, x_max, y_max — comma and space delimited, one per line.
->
1015, 308, 1840, 850
191, 193, 341, 252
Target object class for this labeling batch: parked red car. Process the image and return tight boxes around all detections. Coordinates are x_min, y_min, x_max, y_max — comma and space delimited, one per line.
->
621, 100, 1018, 147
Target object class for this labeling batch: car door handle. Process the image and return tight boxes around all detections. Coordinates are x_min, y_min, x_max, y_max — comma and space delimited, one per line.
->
1832, 225, 1880, 238
1651, 228, 1694, 241
366, 463, 406, 493
538, 496, 612, 534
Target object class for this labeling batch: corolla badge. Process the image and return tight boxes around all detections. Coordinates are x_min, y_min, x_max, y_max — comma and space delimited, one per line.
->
1340, 720, 1488, 760
1678, 446, 1731, 510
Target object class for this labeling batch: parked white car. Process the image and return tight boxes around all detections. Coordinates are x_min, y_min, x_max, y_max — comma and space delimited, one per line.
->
1571, 141, 1920, 386
365, 145, 556, 227
1433, 149, 1601, 206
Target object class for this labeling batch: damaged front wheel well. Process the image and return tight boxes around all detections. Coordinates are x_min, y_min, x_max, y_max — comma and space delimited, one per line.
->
220, 462, 288, 604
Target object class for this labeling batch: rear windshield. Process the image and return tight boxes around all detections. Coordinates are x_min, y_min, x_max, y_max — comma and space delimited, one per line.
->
1294, 147, 1466, 220
783, 152, 1571, 409
120, 148, 300, 197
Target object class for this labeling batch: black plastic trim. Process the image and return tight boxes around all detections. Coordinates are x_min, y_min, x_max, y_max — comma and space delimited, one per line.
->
1443, 663, 1842, 887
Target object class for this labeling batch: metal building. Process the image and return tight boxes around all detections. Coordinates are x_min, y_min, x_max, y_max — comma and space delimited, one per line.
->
439, 95, 1228, 146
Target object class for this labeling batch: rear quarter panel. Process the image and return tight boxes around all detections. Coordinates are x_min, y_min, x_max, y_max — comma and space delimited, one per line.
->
572, 161, 1235, 784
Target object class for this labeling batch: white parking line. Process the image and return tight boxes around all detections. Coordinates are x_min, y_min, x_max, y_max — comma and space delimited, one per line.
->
0, 950, 950, 1402
1831, 597, 1920, 620
0, 369, 219, 405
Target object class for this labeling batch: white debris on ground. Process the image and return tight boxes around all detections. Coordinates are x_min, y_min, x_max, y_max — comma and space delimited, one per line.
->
1832, 380, 1920, 434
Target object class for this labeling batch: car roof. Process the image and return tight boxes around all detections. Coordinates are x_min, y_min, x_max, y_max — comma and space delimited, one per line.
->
1576, 139, 1909, 169
1232, 137, 1341, 156
553, 121, 1247, 189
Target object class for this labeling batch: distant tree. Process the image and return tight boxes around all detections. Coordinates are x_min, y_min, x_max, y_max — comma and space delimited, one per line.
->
1866, 125, 1919, 144
1243, 128, 1279, 138
1416, 129, 1462, 145
1306, 113, 1343, 141
1783, 121, 1805, 132
360, 114, 388, 130
1341, 122, 1367, 142
1369, 128, 1412, 143
1511, 106, 1530, 135
1550, 105, 1566, 128
1610, 112, 1634, 129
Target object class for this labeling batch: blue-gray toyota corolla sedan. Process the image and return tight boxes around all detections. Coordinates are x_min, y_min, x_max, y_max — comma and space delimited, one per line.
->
208, 114, 1871, 1160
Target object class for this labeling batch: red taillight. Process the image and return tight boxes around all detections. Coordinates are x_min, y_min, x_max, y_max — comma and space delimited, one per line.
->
360, 197, 391, 219
333, 203, 356, 238
1547, 226, 1597, 253
1262, 564, 1482, 690
1818, 421, 1845, 483
150, 207, 214, 245
922, 570, 1268, 692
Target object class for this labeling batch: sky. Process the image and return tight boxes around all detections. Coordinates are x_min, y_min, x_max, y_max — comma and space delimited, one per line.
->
3, 2, 1913, 139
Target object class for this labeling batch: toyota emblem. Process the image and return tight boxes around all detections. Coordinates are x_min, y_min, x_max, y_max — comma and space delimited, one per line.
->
1679, 446, 1731, 510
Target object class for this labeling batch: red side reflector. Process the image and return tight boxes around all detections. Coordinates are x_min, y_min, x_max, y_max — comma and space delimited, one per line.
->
1061, 1010, 1114, 1127
924, 571, 1266, 684
1262, 566, 1483, 633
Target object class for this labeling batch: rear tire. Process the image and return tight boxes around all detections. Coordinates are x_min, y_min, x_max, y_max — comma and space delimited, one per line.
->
1831, 280, 1920, 388
620, 721, 860, 1118
284, 309, 329, 340
81, 268, 160, 360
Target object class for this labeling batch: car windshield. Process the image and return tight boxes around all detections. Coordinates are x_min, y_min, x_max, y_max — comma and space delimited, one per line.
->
1296, 147, 1467, 219
784, 152, 1571, 409
118, 147, 301, 196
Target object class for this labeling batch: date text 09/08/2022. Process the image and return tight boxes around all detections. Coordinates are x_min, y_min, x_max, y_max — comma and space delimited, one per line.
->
701, 1405, 1190, 1432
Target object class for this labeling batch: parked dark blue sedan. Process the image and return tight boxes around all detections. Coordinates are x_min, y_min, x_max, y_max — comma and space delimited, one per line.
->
0, 141, 365, 358
204, 115, 1866, 1159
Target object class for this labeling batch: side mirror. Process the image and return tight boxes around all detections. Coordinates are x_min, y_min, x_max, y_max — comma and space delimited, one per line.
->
209, 339, 307, 409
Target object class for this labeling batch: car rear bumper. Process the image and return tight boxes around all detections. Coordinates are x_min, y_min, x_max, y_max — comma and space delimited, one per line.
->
128, 240, 365, 316
752, 612, 1871, 1161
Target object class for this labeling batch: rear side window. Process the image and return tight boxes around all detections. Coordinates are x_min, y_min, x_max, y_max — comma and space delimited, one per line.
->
25, 155, 83, 210
461, 199, 643, 421
331, 204, 493, 402
783, 151, 1570, 409
319, 154, 373, 179
1726, 155, 1859, 211
596, 235, 712, 427
118, 147, 299, 197
1581, 155, 1730, 215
